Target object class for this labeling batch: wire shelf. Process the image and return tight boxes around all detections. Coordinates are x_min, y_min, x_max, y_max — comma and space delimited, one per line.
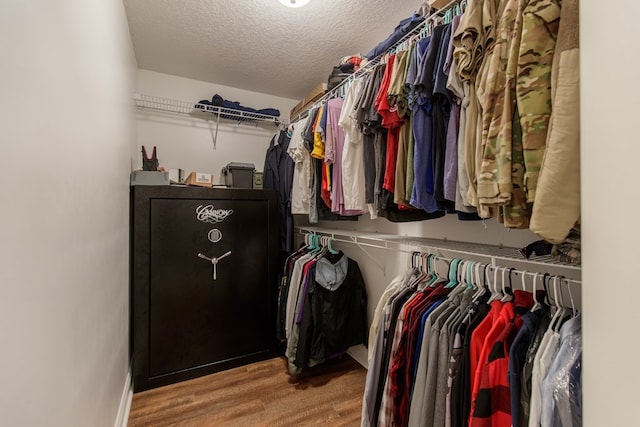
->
290, 0, 462, 123
134, 93, 284, 126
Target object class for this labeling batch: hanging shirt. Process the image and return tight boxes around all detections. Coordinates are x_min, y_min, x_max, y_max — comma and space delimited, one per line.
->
339, 77, 367, 212
325, 97, 362, 216
508, 308, 541, 427
310, 104, 325, 159
540, 314, 582, 427
391, 284, 453, 427
354, 65, 386, 217
288, 117, 312, 215
376, 55, 403, 194
517, 0, 561, 203
470, 291, 534, 427
263, 130, 294, 252
529, 324, 562, 427
432, 24, 454, 210
520, 306, 551, 426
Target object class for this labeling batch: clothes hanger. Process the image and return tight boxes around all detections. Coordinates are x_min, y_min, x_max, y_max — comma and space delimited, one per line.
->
409, 252, 428, 289
471, 263, 487, 301
418, 254, 438, 289
326, 236, 339, 255
562, 277, 578, 318
445, 258, 461, 288
456, 259, 466, 287
548, 276, 567, 332
311, 233, 322, 252
530, 272, 542, 312
411, 251, 419, 269
487, 266, 502, 303
444, 9, 452, 24
500, 267, 514, 302
464, 260, 476, 291
430, 255, 448, 286
420, 254, 435, 288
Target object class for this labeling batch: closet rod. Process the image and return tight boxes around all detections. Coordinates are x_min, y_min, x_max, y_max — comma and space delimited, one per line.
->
290, 0, 462, 123
409, 252, 582, 286
299, 229, 582, 296
297, 227, 582, 273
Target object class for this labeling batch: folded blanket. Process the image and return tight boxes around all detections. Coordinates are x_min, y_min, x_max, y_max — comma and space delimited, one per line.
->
196, 94, 280, 119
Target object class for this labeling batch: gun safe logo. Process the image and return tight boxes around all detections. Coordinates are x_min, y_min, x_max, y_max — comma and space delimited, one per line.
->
196, 205, 233, 224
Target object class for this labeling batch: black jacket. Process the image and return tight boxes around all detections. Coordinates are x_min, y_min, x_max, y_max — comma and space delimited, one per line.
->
295, 252, 368, 368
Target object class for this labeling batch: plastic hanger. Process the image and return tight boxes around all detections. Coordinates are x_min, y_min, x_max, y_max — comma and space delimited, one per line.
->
529, 272, 542, 312
432, 256, 449, 286
564, 277, 578, 318
326, 236, 339, 255
501, 267, 514, 302
311, 234, 322, 252
548, 276, 567, 332
487, 266, 502, 303
445, 258, 461, 288
470, 263, 483, 300
444, 9, 452, 24
465, 261, 476, 291
461, 260, 477, 293
410, 253, 428, 289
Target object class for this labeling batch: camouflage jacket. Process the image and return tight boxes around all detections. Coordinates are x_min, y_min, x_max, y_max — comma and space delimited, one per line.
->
516, 0, 561, 203
478, 0, 531, 228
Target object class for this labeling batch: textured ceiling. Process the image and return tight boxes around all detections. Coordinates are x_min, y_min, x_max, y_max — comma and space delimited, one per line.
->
123, 0, 423, 100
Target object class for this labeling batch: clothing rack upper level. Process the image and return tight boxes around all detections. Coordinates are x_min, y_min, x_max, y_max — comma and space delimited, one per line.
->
134, 93, 287, 147
134, 93, 287, 127
290, 0, 462, 123
298, 226, 581, 281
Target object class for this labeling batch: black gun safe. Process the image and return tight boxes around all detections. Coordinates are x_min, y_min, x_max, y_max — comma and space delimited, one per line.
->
130, 185, 279, 392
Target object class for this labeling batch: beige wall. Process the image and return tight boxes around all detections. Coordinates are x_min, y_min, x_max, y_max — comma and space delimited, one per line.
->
581, 1, 640, 425
0, 1, 137, 426
135, 70, 298, 181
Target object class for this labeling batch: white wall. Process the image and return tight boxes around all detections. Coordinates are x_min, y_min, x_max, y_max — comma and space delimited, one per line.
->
135, 70, 298, 181
0, 1, 137, 426
581, 1, 640, 426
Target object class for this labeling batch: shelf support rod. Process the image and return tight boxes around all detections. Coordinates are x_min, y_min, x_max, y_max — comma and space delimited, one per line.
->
211, 110, 221, 150
349, 236, 386, 274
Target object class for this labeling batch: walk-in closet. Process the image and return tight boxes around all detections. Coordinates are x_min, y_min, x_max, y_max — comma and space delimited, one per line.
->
2, 0, 638, 426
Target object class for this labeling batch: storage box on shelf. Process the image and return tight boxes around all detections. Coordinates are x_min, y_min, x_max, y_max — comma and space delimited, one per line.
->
221, 162, 255, 189
429, 0, 452, 9
289, 83, 327, 120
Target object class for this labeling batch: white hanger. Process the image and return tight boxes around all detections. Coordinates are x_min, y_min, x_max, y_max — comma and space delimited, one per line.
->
487, 266, 502, 303
564, 277, 578, 318
548, 276, 567, 332
529, 272, 542, 312
471, 262, 485, 301
500, 267, 513, 302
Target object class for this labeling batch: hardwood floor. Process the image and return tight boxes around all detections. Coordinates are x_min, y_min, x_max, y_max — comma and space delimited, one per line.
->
128, 355, 367, 426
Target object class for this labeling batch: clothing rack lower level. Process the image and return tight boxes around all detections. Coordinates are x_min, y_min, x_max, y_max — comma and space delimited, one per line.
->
297, 226, 581, 281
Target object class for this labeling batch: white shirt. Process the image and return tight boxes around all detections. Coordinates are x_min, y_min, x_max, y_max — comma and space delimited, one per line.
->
287, 117, 312, 214
339, 77, 367, 211
529, 327, 561, 427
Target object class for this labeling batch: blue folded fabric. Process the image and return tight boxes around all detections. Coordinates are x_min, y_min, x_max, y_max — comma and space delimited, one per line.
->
365, 13, 425, 60
209, 94, 281, 118
257, 108, 281, 117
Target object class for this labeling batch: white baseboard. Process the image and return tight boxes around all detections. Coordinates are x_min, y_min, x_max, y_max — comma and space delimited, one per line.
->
347, 345, 369, 369
114, 369, 133, 427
